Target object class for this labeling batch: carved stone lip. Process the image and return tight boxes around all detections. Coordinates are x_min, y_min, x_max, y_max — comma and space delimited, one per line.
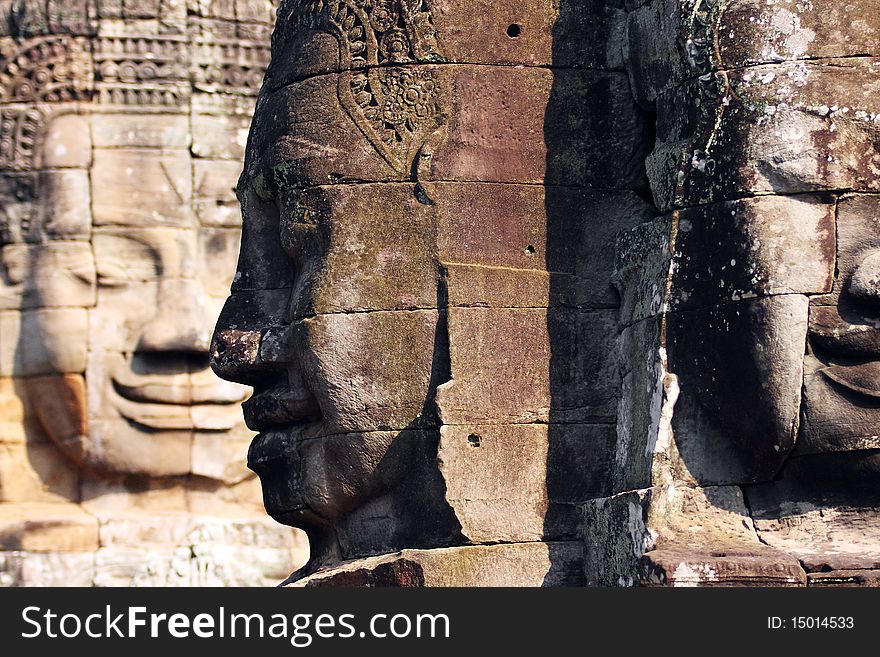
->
110, 368, 247, 431
821, 361, 880, 398
242, 386, 320, 432
110, 388, 244, 430
247, 424, 314, 469
810, 319, 880, 357
112, 376, 245, 405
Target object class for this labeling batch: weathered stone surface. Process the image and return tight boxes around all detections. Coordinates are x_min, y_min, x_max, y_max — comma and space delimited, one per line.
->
91, 113, 191, 149
438, 185, 652, 309
641, 546, 806, 587
294, 543, 586, 587
280, 184, 439, 318
437, 308, 618, 425
265, 0, 624, 91
193, 159, 243, 227
650, 59, 880, 210
626, 0, 880, 104
0, 551, 96, 587
800, 354, 880, 455
439, 423, 614, 543
249, 66, 644, 190
296, 310, 440, 434
92, 149, 194, 226
0, 170, 92, 244
1, 308, 88, 376
191, 112, 251, 160
191, 429, 253, 485
42, 113, 92, 167
0, 242, 96, 310
809, 571, 880, 587
615, 195, 836, 325
612, 316, 664, 495
250, 427, 459, 561
207, 0, 652, 584
0, 442, 80, 504
198, 228, 242, 297
0, 378, 29, 446
0, 503, 98, 551
583, 485, 806, 586
801, 194, 880, 457
746, 479, 880, 573
667, 295, 809, 484
605, 0, 880, 588
93, 546, 196, 587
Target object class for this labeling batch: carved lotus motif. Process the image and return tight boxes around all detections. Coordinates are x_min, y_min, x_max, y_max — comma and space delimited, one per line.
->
283, 0, 447, 175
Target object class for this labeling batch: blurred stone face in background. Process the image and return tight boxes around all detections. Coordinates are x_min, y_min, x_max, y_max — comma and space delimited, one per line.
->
0, 0, 307, 586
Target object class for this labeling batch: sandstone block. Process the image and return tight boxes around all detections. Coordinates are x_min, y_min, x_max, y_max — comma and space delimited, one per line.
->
627, 0, 880, 104
0, 171, 92, 243
295, 542, 586, 587
199, 227, 241, 297
266, 0, 623, 91
93, 546, 195, 586
437, 308, 619, 425
615, 195, 836, 325
191, 112, 251, 160
652, 59, 880, 210
439, 423, 614, 542
250, 66, 644, 190
92, 148, 194, 227
667, 295, 809, 484
0, 442, 79, 504
278, 184, 439, 318
191, 429, 253, 485
91, 113, 191, 148
0, 551, 95, 587
0, 503, 98, 551
0, 242, 96, 310
42, 113, 92, 167
809, 571, 880, 587
1, 308, 88, 376
194, 159, 243, 227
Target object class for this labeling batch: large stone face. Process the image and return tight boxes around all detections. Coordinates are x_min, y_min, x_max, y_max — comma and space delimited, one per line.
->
0, 0, 308, 587
590, 0, 880, 587
210, 0, 651, 584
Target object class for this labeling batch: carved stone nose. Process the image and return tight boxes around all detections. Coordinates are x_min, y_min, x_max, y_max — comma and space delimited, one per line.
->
849, 251, 880, 306
137, 279, 211, 353
210, 327, 262, 382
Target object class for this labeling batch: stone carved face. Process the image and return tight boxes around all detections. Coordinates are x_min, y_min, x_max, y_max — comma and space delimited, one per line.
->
3, 113, 252, 481
617, 0, 880, 488
213, 0, 649, 574
800, 195, 880, 479
210, 0, 450, 538
0, 2, 276, 482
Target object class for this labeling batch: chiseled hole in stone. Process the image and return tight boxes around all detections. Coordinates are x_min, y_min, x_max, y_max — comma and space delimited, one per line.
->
525, 244, 535, 254
467, 433, 482, 447
506, 24, 521, 39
